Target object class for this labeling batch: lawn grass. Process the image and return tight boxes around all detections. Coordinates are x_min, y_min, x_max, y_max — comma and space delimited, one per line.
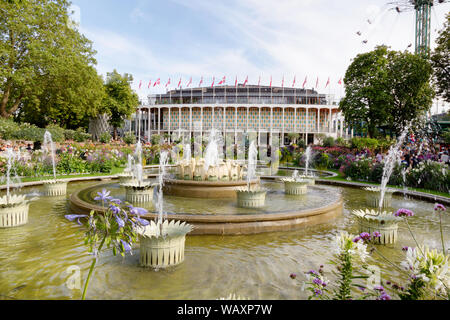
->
322, 169, 449, 199
1, 166, 125, 185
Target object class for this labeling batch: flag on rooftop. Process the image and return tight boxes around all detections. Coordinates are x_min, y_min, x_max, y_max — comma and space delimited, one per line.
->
178, 77, 182, 88
138, 80, 142, 89
243, 76, 248, 87
199, 76, 203, 86
187, 77, 192, 87
302, 76, 307, 88
292, 76, 296, 88
218, 76, 226, 85
211, 76, 215, 88
148, 80, 151, 88
153, 78, 160, 87
165, 78, 171, 87
325, 77, 330, 88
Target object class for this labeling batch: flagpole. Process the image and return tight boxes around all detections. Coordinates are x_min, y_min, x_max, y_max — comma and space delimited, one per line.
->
180, 85, 183, 104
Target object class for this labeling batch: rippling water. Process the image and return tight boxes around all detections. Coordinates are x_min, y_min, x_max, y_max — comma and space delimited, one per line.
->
0, 180, 448, 300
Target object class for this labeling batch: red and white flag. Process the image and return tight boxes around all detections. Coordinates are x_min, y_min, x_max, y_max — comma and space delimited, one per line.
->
165, 78, 171, 87
153, 78, 160, 87
148, 80, 152, 88
199, 76, 203, 87
292, 76, 296, 88
211, 76, 215, 88
139, 80, 142, 89
315, 77, 319, 88
243, 76, 248, 87
234, 76, 237, 88
218, 76, 226, 85
178, 77, 182, 88
270, 75, 272, 87
338, 78, 342, 85
302, 76, 307, 88
325, 77, 330, 88
186, 77, 192, 87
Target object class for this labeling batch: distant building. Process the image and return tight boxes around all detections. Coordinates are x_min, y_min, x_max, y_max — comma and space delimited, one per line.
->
131, 84, 352, 145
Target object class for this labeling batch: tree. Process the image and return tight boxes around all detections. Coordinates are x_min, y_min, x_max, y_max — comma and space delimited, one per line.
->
0, 0, 104, 128
100, 70, 139, 140
431, 12, 450, 103
340, 46, 434, 137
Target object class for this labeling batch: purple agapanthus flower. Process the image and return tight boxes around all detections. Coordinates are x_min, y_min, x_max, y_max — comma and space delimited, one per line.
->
394, 208, 414, 217
127, 205, 148, 216
352, 236, 361, 243
120, 239, 132, 252
402, 246, 409, 251
434, 203, 446, 212
109, 204, 121, 215
114, 214, 125, 228
372, 231, 381, 238
290, 273, 297, 279
110, 198, 122, 205
65, 214, 87, 225
94, 189, 113, 202
314, 288, 322, 296
308, 270, 319, 276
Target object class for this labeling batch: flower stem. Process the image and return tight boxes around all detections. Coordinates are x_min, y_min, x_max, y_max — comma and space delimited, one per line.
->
403, 218, 424, 256
439, 212, 446, 255
81, 233, 107, 300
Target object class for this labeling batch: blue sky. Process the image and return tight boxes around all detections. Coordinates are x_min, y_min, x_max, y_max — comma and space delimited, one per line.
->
69, 0, 449, 112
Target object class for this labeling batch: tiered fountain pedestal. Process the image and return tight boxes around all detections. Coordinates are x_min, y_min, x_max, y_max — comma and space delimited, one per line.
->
164, 179, 260, 199
0, 195, 35, 228
138, 220, 193, 268
122, 183, 155, 203
283, 180, 309, 195
352, 209, 401, 245
364, 187, 394, 208
43, 180, 68, 196
236, 187, 267, 208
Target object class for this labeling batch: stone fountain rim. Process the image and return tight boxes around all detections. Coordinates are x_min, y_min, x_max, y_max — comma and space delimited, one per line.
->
69, 181, 342, 224
165, 178, 260, 187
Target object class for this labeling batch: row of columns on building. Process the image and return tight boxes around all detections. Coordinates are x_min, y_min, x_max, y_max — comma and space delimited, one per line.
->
135, 105, 352, 144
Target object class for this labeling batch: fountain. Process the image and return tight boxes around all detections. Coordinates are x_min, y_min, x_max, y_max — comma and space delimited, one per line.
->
236, 140, 267, 208
137, 150, 193, 269
281, 170, 309, 195
42, 131, 68, 196
0, 149, 36, 228
352, 209, 402, 244
364, 186, 395, 208
120, 141, 155, 203
117, 154, 135, 184
357, 127, 410, 244
164, 129, 258, 198
301, 146, 316, 185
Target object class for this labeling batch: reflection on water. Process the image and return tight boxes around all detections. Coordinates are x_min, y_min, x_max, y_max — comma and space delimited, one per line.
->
0, 181, 448, 299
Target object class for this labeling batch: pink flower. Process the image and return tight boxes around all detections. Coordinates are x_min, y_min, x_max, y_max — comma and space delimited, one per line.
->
434, 203, 446, 212
394, 208, 414, 217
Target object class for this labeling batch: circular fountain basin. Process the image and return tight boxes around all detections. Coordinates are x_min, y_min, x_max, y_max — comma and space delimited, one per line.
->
43, 180, 68, 196
69, 180, 343, 235
163, 178, 260, 199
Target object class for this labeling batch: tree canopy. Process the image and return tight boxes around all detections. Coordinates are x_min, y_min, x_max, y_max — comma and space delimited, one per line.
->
431, 12, 450, 103
99, 70, 139, 139
0, 0, 104, 129
339, 45, 434, 137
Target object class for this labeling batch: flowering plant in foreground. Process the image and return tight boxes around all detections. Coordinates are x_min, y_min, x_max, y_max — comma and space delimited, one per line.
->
300, 231, 385, 300
295, 205, 450, 300
65, 188, 150, 300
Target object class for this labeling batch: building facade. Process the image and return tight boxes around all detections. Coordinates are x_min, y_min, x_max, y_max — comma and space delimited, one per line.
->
133, 85, 352, 145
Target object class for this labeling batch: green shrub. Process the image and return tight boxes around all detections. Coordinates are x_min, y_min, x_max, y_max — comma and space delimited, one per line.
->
64, 129, 76, 141
335, 137, 349, 148
314, 152, 332, 170
343, 158, 371, 181
14, 123, 44, 142
99, 132, 112, 143
296, 139, 306, 149
45, 124, 65, 142
151, 134, 161, 145
322, 137, 336, 148
123, 132, 136, 145
0, 118, 20, 140
351, 137, 379, 151
73, 128, 91, 142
